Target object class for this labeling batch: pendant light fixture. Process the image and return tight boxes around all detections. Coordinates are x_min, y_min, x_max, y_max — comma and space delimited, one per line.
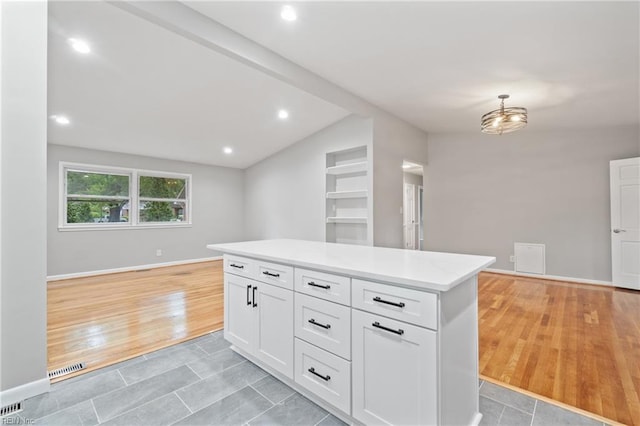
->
481, 94, 528, 135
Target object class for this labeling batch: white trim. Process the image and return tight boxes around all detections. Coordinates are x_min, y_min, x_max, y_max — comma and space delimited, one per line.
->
483, 268, 613, 287
58, 223, 192, 232
47, 256, 222, 282
0, 377, 50, 407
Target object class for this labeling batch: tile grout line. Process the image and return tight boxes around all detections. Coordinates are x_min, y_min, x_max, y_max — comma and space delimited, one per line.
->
248, 383, 280, 405
116, 368, 129, 387
243, 384, 299, 426
184, 363, 204, 380
243, 402, 277, 426
529, 400, 537, 426
496, 405, 506, 425
481, 393, 535, 416
93, 363, 205, 424
314, 413, 331, 426
173, 391, 193, 414
90, 398, 102, 424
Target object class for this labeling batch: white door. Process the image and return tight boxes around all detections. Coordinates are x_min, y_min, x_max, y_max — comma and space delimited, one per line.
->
224, 274, 255, 354
610, 157, 640, 290
404, 183, 416, 249
254, 282, 294, 378
418, 185, 424, 250
352, 310, 438, 426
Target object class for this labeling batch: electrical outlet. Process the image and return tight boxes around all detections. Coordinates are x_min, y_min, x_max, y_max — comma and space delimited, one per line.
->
156, 249, 162, 257
509, 255, 515, 263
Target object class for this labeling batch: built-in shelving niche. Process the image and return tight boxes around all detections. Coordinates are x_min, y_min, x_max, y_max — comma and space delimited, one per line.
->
325, 146, 370, 245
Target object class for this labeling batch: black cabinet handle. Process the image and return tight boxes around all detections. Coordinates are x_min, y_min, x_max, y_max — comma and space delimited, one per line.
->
246, 285, 251, 305
373, 296, 405, 308
252, 286, 258, 307
308, 318, 331, 329
308, 367, 330, 381
372, 321, 404, 335
262, 271, 280, 278
307, 281, 331, 289
229, 263, 244, 269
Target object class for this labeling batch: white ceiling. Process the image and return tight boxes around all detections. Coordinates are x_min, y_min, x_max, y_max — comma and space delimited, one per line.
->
187, 1, 640, 134
48, 1, 349, 168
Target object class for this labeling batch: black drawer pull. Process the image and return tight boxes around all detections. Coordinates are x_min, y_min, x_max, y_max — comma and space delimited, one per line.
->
308, 318, 331, 329
246, 284, 251, 305
373, 296, 405, 308
252, 286, 258, 307
229, 263, 244, 269
308, 367, 330, 381
372, 321, 404, 335
262, 271, 280, 278
307, 281, 331, 290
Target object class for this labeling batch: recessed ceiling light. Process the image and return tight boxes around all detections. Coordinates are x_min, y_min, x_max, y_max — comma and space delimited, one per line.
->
280, 5, 297, 22
223, 147, 233, 154
68, 38, 91, 54
278, 109, 289, 119
50, 115, 70, 125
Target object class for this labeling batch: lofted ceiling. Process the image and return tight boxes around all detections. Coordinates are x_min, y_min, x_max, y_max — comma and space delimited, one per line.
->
49, 1, 639, 169
48, 1, 349, 168
187, 1, 640, 134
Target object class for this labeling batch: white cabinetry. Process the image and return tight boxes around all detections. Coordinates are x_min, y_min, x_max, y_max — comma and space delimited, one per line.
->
224, 262, 293, 378
211, 241, 493, 426
352, 309, 437, 425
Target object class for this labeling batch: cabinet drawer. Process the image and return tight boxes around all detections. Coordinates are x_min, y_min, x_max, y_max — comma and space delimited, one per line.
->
352, 279, 438, 330
255, 260, 294, 290
295, 268, 351, 306
294, 338, 351, 415
223, 254, 255, 278
295, 293, 351, 360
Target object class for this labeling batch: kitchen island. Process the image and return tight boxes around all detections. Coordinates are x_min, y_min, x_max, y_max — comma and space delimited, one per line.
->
207, 239, 495, 425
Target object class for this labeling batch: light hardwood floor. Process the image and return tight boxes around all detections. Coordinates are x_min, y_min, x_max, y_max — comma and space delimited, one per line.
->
479, 272, 640, 425
47, 260, 223, 382
49, 263, 639, 424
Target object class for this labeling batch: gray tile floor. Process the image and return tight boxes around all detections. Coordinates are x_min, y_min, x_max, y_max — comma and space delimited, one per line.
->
5, 331, 608, 425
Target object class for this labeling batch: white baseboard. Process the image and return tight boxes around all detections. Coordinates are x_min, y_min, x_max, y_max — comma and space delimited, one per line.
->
0, 377, 49, 407
483, 268, 613, 287
47, 256, 222, 282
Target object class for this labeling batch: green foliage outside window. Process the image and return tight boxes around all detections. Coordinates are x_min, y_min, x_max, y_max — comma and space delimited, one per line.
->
64, 167, 188, 225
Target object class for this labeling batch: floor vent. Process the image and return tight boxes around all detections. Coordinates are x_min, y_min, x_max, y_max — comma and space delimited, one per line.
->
135, 269, 152, 273
0, 401, 22, 418
48, 362, 86, 379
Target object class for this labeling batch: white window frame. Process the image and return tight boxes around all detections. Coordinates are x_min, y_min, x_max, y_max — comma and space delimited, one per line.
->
59, 162, 192, 231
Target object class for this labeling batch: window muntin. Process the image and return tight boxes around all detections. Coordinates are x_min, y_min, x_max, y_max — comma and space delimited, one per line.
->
60, 163, 191, 229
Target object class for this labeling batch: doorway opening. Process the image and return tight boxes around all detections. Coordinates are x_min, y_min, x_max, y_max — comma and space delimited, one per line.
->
402, 160, 424, 250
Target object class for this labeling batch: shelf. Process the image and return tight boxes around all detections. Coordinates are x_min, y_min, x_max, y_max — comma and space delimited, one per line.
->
326, 190, 368, 199
326, 161, 367, 175
326, 217, 368, 224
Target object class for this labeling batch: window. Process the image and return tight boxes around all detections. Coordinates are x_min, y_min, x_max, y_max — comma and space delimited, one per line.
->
60, 162, 191, 229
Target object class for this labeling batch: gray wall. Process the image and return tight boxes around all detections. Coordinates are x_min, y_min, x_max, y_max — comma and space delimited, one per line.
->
425, 125, 640, 281
1, 1, 48, 393
48, 145, 245, 276
373, 115, 429, 248
244, 115, 373, 241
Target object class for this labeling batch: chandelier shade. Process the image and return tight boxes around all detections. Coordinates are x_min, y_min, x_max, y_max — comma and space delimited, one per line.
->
481, 94, 528, 135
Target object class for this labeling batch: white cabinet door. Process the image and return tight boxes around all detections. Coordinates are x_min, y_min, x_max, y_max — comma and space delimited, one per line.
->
224, 274, 255, 354
352, 309, 438, 426
254, 282, 294, 378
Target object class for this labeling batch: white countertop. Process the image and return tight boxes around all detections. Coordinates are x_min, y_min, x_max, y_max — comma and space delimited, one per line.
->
207, 239, 495, 292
